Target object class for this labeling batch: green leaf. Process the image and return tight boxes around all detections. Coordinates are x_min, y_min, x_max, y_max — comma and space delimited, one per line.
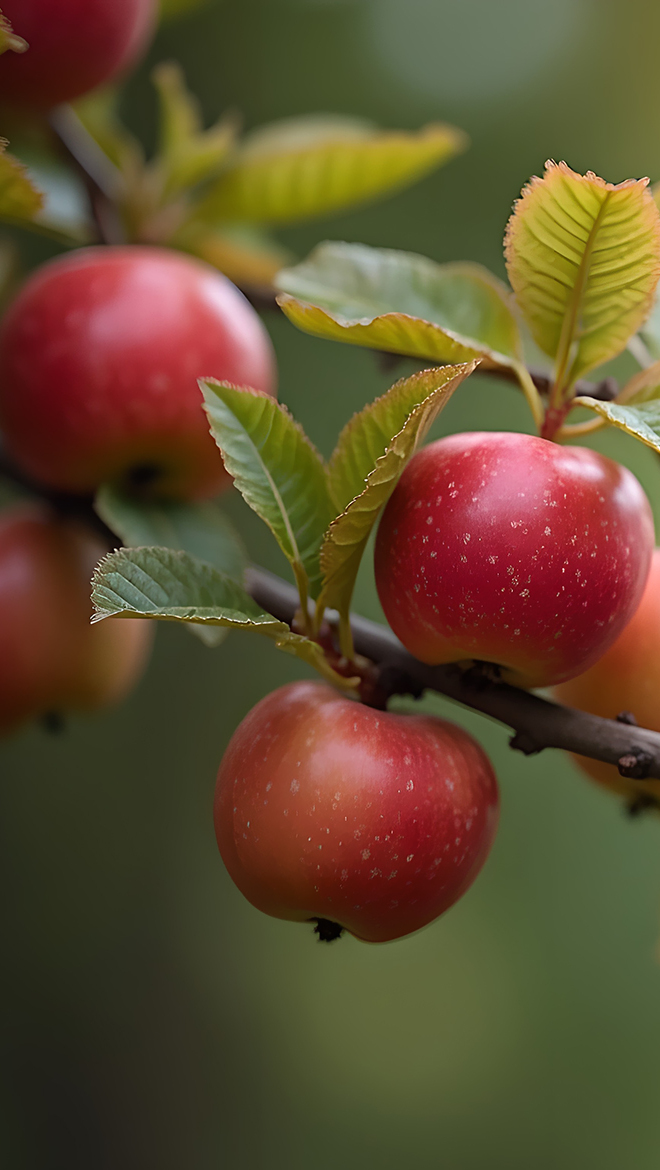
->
92, 546, 357, 690
152, 62, 237, 196
276, 241, 522, 368
505, 160, 660, 394
0, 140, 44, 224
201, 381, 333, 602
95, 486, 247, 647
573, 395, 660, 454
319, 362, 476, 650
193, 117, 466, 226
18, 151, 94, 243
95, 485, 246, 578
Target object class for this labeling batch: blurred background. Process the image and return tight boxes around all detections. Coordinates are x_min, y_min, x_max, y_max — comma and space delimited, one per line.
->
3, 0, 660, 1166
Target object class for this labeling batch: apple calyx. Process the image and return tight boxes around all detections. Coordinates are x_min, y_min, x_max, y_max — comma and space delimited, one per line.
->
312, 918, 344, 943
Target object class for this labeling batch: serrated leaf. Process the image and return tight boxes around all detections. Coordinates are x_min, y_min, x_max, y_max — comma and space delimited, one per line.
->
201, 381, 333, 601
573, 395, 660, 454
327, 363, 475, 513
152, 62, 237, 196
95, 486, 247, 647
319, 362, 475, 647
276, 241, 522, 369
183, 225, 293, 293
95, 485, 246, 578
505, 160, 660, 393
0, 141, 44, 223
193, 118, 466, 226
92, 546, 357, 690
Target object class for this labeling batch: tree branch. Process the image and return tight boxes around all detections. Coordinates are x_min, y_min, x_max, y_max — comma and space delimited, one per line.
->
246, 565, 660, 785
33, 106, 656, 788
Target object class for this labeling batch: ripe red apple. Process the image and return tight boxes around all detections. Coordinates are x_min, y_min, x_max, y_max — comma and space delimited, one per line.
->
0, 503, 153, 735
374, 431, 654, 689
554, 547, 660, 804
0, 247, 277, 499
0, 0, 156, 109
214, 680, 499, 943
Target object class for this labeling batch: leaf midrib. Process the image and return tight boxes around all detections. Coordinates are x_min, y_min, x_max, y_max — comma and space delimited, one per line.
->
553, 189, 612, 391
235, 404, 302, 568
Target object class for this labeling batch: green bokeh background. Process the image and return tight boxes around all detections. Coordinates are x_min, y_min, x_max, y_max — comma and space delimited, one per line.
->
3, 1, 660, 1166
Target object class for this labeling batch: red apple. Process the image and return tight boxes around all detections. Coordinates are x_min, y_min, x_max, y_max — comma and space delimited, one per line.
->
0, 503, 153, 735
214, 680, 499, 943
0, 0, 156, 109
0, 247, 277, 499
554, 547, 660, 804
374, 431, 654, 689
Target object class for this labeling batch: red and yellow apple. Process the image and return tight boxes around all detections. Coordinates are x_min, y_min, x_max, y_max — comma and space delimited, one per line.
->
0, 504, 152, 735
554, 547, 660, 803
0, 247, 277, 499
214, 680, 499, 943
374, 431, 654, 689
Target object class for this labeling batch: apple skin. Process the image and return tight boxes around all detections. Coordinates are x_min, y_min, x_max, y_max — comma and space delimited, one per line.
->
553, 547, 660, 804
214, 680, 499, 943
0, 504, 153, 735
0, 0, 156, 109
374, 431, 654, 689
0, 247, 277, 499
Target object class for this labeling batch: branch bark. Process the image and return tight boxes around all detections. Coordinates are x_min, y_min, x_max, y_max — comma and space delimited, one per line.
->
246, 565, 660, 784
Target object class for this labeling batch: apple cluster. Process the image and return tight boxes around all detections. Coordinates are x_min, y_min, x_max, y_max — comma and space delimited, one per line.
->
1, 0, 658, 948
215, 431, 655, 943
0, 245, 276, 731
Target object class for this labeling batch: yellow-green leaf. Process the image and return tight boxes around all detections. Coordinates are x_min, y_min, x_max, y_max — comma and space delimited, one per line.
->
92, 545, 357, 690
318, 362, 476, 650
201, 381, 333, 600
573, 395, 660, 454
152, 62, 237, 196
193, 117, 466, 226
0, 140, 44, 223
505, 160, 660, 393
276, 241, 522, 368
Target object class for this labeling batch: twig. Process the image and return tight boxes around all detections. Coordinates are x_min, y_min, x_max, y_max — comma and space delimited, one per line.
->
2, 439, 658, 781
246, 565, 660, 783
48, 105, 126, 246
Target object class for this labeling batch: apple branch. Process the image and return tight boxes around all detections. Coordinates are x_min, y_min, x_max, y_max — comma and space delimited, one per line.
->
246, 565, 660, 787
38, 113, 659, 791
